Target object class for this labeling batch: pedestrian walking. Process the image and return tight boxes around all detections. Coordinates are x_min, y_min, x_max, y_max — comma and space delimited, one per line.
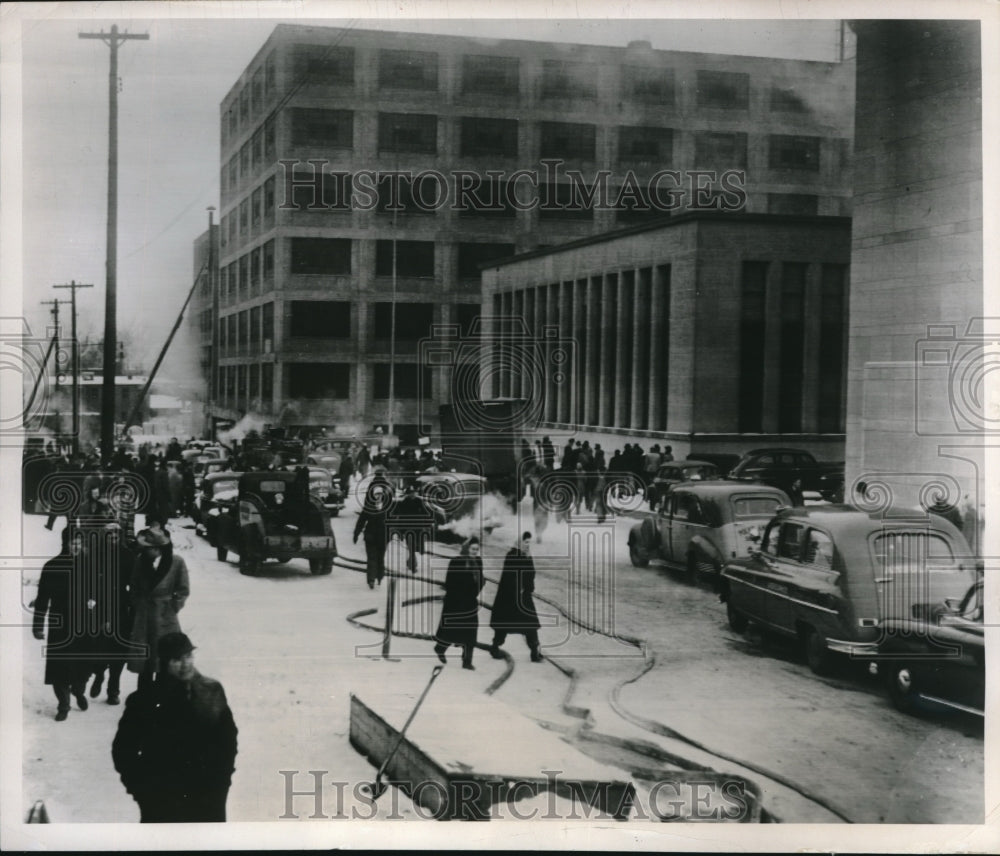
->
112, 632, 238, 823
434, 537, 486, 670
353, 472, 392, 588
542, 436, 555, 470
389, 483, 443, 575
32, 527, 97, 720
126, 528, 190, 690
357, 445, 371, 479
87, 522, 136, 706
489, 532, 543, 663
788, 478, 805, 507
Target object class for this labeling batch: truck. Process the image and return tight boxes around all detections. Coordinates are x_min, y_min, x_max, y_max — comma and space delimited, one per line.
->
438, 400, 524, 506
727, 447, 844, 501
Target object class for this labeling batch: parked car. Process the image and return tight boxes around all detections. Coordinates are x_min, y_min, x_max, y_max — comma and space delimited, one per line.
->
627, 481, 790, 581
727, 448, 844, 501
876, 578, 984, 716
647, 460, 719, 510
305, 465, 345, 516
214, 471, 336, 576
194, 470, 242, 536
720, 506, 978, 675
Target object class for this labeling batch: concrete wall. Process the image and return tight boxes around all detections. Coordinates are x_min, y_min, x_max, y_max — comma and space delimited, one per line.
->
846, 21, 983, 547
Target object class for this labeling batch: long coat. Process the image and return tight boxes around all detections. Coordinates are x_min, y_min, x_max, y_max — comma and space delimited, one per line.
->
127, 551, 190, 674
33, 551, 96, 686
112, 669, 238, 822
490, 547, 539, 632
435, 555, 485, 647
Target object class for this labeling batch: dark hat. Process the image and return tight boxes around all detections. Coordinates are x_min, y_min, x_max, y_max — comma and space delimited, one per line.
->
158, 632, 195, 663
136, 528, 170, 549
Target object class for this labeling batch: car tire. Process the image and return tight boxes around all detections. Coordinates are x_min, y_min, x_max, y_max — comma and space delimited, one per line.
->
804, 627, 835, 675
239, 554, 260, 576
216, 545, 227, 562
885, 663, 919, 715
727, 601, 749, 633
629, 541, 650, 568
309, 557, 333, 575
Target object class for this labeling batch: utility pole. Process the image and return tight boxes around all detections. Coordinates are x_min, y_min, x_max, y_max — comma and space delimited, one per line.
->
39, 299, 62, 391
79, 24, 149, 464
53, 281, 93, 456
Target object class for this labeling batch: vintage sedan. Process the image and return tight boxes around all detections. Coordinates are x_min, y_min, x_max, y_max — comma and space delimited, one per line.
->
876, 578, 984, 716
194, 470, 242, 537
306, 465, 345, 516
721, 506, 978, 675
627, 481, 790, 580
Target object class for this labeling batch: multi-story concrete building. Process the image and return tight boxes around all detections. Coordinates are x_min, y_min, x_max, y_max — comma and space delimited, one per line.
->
481, 211, 851, 460
207, 23, 853, 443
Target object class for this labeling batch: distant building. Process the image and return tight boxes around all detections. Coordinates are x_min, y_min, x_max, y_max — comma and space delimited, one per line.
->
202, 23, 854, 443
481, 211, 850, 459
844, 21, 983, 549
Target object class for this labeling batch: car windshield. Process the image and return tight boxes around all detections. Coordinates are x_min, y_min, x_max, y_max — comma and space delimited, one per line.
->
212, 479, 239, 495
257, 480, 289, 493
731, 496, 783, 518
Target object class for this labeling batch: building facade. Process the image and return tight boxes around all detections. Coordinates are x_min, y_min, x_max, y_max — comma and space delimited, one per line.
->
845, 21, 983, 550
480, 212, 851, 459
207, 23, 854, 442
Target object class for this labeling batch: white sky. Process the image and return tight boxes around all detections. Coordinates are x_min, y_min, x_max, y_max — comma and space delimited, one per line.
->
6, 5, 851, 379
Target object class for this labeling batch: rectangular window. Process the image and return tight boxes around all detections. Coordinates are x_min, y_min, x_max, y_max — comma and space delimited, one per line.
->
239, 88, 249, 124
696, 70, 749, 109
237, 365, 246, 407
461, 54, 519, 95
239, 199, 249, 234
618, 126, 672, 164
220, 166, 228, 200
456, 176, 516, 219
769, 86, 809, 113
291, 108, 353, 149
378, 49, 438, 90
289, 237, 351, 275
249, 363, 260, 404
541, 60, 596, 98
251, 68, 263, 114
373, 302, 434, 340
778, 262, 807, 432
240, 141, 250, 175
250, 305, 261, 351
375, 240, 435, 278
228, 105, 237, 137
739, 262, 767, 432
264, 118, 276, 162
262, 240, 275, 283
378, 113, 437, 154
375, 173, 438, 215
457, 243, 515, 279
818, 265, 846, 433
459, 117, 518, 158
263, 177, 275, 224
250, 246, 261, 286
694, 131, 747, 169
227, 217, 236, 250
769, 134, 821, 171
228, 156, 238, 189
287, 363, 350, 399
622, 65, 674, 104
538, 183, 594, 221
373, 364, 433, 399
767, 193, 819, 216
227, 316, 237, 358
539, 121, 596, 161
264, 50, 276, 93
293, 44, 355, 85
238, 255, 249, 299
288, 300, 351, 338
220, 213, 229, 250
239, 311, 249, 355
251, 188, 262, 227
261, 362, 273, 406
455, 303, 482, 338
262, 302, 274, 352
251, 131, 262, 171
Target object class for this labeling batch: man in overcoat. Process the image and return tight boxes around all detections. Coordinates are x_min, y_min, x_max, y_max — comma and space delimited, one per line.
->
489, 531, 543, 662
434, 537, 485, 669
353, 471, 392, 588
113, 632, 238, 822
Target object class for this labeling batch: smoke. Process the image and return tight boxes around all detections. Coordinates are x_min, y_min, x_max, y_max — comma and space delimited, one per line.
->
438, 492, 518, 539
217, 412, 267, 445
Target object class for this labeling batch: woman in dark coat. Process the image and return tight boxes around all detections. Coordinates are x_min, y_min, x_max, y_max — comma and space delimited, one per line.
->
489, 532, 542, 662
126, 528, 190, 688
434, 537, 485, 670
32, 527, 96, 720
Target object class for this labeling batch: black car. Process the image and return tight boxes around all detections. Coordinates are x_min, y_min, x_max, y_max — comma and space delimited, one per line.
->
876, 579, 984, 716
214, 471, 336, 576
194, 470, 241, 537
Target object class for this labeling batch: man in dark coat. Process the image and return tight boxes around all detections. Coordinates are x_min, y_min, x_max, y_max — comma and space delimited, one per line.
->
489, 532, 543, 662
112, 632, 238, 823
353, 472, 392, 588
33, 527, 96, 720
388, 483, 443, 575
87, 522, 136, 705
434, 537, 485, 670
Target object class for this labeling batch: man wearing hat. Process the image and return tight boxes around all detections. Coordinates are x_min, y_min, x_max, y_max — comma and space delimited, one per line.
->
112, 632, 238, 822
126, 525, 189, 689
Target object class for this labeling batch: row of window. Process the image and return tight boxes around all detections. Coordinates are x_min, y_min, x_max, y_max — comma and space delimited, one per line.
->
217, 361, 435, 409
222, 50, 277, 146
218, 300, 481, 353
221, 124, 276, 200
264, 44, 812, 113
219, 240, 275, 305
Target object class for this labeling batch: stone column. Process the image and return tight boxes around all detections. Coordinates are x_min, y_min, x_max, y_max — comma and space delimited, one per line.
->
614, 274, 630, 428
600, 273, 616, 426
584, 276, 598, 427
631, 267, 650, 429
648, 265, 665, 430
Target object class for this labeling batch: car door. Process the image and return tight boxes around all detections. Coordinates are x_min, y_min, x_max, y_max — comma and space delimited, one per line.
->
665, 490, 699, 566
727, 520, 781, 621
778, 527, 843, 635
759, 521, 807, 632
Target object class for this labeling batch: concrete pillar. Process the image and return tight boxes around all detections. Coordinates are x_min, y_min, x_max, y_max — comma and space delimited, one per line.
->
631, 268, 650, 429
511, 289, 523, 400
600, 273, 616, 426
648, 265, 665, 430
558, 281, 572, 423
801, 263, 822, 433
584, 276, 599, 426
614, 274, 630, 428
545, 284, 558, 422
761, 262, 782, 434
573, 279, 586, 426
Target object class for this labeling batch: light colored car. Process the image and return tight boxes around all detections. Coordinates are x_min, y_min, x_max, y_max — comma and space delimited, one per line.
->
627, 481, 790, 580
